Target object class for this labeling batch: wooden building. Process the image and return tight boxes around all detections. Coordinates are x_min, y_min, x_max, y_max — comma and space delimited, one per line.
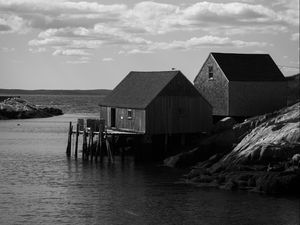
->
194, 52, 287, 118
100, 71, 212, 134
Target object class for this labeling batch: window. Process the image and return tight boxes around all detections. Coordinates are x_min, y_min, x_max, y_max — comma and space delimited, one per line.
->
127, 109, 133, 120
208, 66, 213, 80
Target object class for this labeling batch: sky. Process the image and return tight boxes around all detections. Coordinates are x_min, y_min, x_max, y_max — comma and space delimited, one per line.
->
0, 0, 299, 90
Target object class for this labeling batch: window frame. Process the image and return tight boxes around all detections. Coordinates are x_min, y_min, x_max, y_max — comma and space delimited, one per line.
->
208, 66, 214, 80
127, 109, 133, 120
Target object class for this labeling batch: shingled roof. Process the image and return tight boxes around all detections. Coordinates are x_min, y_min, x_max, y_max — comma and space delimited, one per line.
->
100, 71, 180, 109
211, 52, 285, 81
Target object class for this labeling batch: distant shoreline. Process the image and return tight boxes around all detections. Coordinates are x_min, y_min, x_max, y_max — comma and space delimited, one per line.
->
0, 89, 112, 96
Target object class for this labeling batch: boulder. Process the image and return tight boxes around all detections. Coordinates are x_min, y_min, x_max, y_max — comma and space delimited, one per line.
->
212, 117, 237, 134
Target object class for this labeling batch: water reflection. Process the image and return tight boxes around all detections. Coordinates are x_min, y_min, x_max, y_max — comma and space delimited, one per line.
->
0, 116, 299, 225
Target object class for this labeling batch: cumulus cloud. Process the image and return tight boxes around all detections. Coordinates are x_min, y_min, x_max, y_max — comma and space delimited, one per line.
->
147, 36, 269, 52
102, 57, 114, 62
0, 47, 15, 52
52, 49, 91, 56
0, 14, 26, 33
1, 0, 298, 35
118, 35, 269, 54
66, 56, 90, 64
291, 33, 299, 41
1, 0, 297, 57
29, 47, 46, 53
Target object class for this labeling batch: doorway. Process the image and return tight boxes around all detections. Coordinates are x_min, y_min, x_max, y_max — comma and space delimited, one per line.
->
111, 108, 116, 127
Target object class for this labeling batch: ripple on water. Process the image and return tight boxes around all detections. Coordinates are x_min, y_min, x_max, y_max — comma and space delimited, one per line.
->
0, 113, 299, 225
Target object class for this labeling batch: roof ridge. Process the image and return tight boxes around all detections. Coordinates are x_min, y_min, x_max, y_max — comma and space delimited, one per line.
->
211, 52, 270, 56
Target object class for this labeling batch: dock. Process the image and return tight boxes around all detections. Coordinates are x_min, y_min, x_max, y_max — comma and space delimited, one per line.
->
66, 118, 143, 162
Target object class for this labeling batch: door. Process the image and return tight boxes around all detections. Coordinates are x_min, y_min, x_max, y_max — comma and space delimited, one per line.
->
111, 108, 116, 128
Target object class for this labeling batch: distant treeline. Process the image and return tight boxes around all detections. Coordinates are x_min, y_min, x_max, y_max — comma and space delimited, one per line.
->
0, 89, 112, 96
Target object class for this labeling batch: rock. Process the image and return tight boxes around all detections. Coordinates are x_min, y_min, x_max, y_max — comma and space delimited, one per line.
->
213, 117, 237, 134
255, 172, 300, 194
0, 97, 63, 119
292, 154, 300, 165
182, 101, 300, 195
223, 102, 300, 165
164, 146, 212, 168
221, 179, 239, 191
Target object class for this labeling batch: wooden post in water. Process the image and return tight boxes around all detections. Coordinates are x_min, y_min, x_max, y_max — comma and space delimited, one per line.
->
99, 120, 105, 162
75, 123, 79, 159
95, 131, 100, 162
164, 133, 168, 155
82, 130, 87, 160
66, 122, 72, 157
111, 134, 115, 161
90, 129, 94, 161
105, 137, 113, 163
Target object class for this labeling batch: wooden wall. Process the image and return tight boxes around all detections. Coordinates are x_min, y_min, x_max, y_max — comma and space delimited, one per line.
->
146, 96, 212, 134
194, 54, 229, 116
146, 73, 212, 134
229, 81, 287, 116
100, 106, 146, 133
115, 108, 145, 133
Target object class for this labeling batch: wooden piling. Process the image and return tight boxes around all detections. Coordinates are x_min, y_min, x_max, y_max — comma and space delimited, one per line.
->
88, 128, 93, 161
66, 122, 72, 157
82, 130, 87, 160
75, 123, 79, 159
99, 120, 104, 161
164, 134, 168, 154
105, 138, 113, 163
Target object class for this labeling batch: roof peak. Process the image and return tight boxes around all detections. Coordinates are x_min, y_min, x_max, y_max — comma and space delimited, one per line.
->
211, 52, 270, 56
129, 70, 180, 74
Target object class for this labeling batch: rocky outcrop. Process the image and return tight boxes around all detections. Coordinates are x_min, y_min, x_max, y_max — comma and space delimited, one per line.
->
165, 102, 300, 195
0, 97, 63, 119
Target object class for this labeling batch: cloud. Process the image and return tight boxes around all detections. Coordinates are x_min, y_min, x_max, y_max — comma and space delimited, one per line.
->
291, 33, 299, 41
0, 47, 15, 52
126, 49, 153, 54
2, 1, 296, 58
28, 47, 46, 53
52, 49, 91, 56
66, 56, 90, 64
119, 35, 270, 54
148, 36, 269, 51
1, 0, 298, 35
102, 57, 114, 62
0, 0, 127, 30
0, 14, 26, 33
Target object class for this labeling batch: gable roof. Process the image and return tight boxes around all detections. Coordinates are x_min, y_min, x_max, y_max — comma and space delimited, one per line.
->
211, 52, 285, 81
100, 71, 180, 109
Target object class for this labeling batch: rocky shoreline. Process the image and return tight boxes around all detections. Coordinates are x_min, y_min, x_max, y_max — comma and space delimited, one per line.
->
0, 97, 63, 120
165, 102, 300, 195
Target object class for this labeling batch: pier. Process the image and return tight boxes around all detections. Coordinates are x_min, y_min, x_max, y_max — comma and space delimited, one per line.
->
66, 118, 143, 162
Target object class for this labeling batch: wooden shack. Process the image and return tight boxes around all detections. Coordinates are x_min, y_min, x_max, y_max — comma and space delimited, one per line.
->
194, 52, 287, 118
100, 70, 212, 135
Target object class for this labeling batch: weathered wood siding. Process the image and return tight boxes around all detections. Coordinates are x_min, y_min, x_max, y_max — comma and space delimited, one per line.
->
100, 106, 109, 126
229, 81, 287, 116
147, 73, 212, 134
100, 106, 145, 132
194, 54, 229, 116
146, 96, 211, 134
115, 108, 146, 132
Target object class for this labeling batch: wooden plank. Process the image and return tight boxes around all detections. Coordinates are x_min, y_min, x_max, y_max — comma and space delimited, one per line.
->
75, 123, 79, 159
66, 122, 72, 157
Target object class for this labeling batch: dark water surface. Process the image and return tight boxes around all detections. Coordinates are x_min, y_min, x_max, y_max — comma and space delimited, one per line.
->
0, 95, 299, 224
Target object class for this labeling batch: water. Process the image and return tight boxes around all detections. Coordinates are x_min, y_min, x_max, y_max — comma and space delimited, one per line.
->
0, 95, 299, 225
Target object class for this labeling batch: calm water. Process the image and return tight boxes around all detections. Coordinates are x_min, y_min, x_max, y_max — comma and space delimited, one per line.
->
0, 95, 299, 225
